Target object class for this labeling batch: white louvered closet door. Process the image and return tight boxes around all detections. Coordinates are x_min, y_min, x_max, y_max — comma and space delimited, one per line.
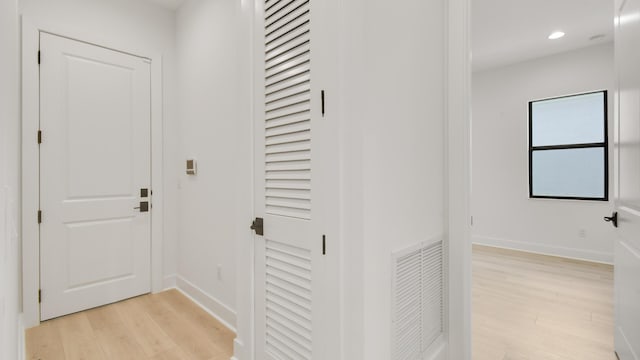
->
253, 0, 331, 359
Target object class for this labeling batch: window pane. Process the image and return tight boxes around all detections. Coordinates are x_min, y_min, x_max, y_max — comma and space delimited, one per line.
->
531, 92, 605, 146
532, 147, 605, 198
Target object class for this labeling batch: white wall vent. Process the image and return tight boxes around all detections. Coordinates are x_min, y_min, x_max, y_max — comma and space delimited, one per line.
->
392, 238, 444, 360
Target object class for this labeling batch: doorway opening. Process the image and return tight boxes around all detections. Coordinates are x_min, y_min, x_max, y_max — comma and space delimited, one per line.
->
470, 0, 617, 358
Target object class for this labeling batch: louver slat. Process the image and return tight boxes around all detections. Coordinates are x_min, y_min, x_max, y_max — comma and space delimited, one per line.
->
266, 8, 310, 44
265, 240, 313, 360
422, 243, 443, 348
264, 0, 312, 220
262, 0, 314, 358
393, 250, 422, 360
392, 240, 444, 360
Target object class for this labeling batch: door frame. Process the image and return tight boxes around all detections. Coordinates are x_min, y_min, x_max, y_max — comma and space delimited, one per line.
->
21, 17, 165, 328
446, 0, 473, 359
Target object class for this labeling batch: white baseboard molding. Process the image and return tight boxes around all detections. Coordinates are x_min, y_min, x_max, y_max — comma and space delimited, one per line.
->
231, 338, 247, 360
174, 275, 237, 333
18, 313, 25, 360
615, 326, 639, 360
423, 335, 447, 360
473, 235, 613, 264
162, 274, 177, 290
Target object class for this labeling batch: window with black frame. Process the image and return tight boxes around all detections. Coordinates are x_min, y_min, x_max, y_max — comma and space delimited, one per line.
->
529, 90, 608, 201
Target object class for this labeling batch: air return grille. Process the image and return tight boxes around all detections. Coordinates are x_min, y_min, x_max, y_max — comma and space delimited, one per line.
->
392, 239, 444, 360
264, 0, 312, 220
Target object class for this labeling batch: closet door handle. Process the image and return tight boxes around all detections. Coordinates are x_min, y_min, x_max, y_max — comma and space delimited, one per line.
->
250, 217, 264, 235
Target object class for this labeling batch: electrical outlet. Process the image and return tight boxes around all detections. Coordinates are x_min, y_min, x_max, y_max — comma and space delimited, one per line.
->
217, 264, 222, 281
579, 229, 586, 238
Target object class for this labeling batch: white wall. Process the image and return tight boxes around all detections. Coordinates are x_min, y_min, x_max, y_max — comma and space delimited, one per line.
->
19, 0, 180, 325
472, 43, 616, 263
339, 0, 446, 358
174, 0, 253, 333
0, 0, 23, 358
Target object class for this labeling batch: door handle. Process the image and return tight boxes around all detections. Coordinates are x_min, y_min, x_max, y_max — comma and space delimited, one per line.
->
604, 211, 617, 228
250, 217, 264, 236
134, 201, 149, 212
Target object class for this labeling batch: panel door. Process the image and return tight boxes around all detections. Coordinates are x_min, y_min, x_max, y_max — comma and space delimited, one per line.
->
39, 33, 151, 321
253, 0, 336, 358
614, 0, 640, 358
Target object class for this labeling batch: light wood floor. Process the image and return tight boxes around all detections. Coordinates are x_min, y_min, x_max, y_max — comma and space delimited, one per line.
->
26, 289, 234, 360
25, 247, 615, 360
473, 244, 615, 360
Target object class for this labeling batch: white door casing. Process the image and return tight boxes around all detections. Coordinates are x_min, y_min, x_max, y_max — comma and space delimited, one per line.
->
614, 0, 640, 357
39, 32, 152, 320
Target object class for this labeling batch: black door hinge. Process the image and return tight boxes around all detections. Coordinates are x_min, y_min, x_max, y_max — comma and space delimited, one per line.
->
38, 210, 42, 224
38, 289, 41, 303
38, 51, 41, 65
37, 130, 42, 144
321, 90, 325, 117
322, 235, 326, 255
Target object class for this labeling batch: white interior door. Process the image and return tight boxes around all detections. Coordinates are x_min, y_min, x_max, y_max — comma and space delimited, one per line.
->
252, 0, 335, 358
614, 0, 640, 358
39, 33, 152, 321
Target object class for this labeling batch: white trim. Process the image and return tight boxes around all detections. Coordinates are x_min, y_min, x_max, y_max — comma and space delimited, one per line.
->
445, 0, 472, 359
21, 16, 40, 329
18, 313, 25, 360
20, 16, 165, 328
616, 326, 639, 360
233, 1, 256, 359
162, 274, 177, 290
174, 275, 237, 333
423, 335, 447, 360
473, 236, 614, 264
150, 54, 165, 294
231, 338, 247, 360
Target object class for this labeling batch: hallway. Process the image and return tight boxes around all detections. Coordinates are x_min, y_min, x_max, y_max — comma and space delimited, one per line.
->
26, 290, 234, 360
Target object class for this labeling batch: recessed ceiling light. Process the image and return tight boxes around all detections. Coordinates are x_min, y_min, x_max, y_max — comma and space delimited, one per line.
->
548, 31, 565, 40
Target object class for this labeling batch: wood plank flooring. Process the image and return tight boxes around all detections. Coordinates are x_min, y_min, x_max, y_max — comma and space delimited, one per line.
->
26, 289, 235, 360
26, 247, 615, 360
473, 244, 615, 360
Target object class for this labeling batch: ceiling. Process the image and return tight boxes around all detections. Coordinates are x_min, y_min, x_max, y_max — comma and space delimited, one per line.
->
141, 0, 185, 10
140, 0, 613, 70
472, 0, 614, 71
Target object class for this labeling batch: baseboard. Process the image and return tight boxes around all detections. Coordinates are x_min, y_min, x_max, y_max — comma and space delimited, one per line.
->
473, 235, 613, 264
615, 326, 639, 360
174, 275, 237, 333
18, 313, 25, 360
231, 338, 247, 360
422, 335, 447, 360
162, 274, 177, 290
